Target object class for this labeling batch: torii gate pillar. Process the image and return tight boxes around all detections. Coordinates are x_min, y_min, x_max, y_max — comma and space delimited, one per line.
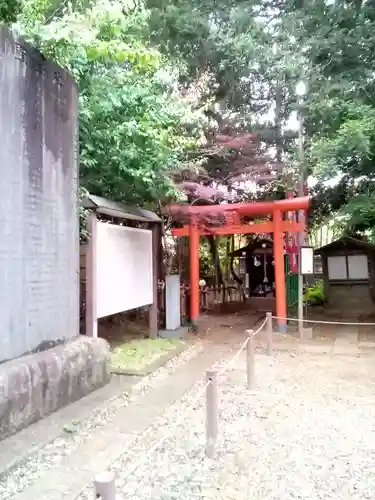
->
189, 222, 200, 324
273, 209, 287, 332
188, 213, 288, 331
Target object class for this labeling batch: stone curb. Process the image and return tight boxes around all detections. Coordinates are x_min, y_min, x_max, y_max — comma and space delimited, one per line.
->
0, 336, 110, 441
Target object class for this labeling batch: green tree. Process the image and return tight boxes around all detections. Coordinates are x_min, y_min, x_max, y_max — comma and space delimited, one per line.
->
15, 0, 204, 207
0, 0, 22, 23
279, 0, 375, 237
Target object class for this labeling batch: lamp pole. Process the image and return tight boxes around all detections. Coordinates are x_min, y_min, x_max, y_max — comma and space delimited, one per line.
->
296, 82, 307, 339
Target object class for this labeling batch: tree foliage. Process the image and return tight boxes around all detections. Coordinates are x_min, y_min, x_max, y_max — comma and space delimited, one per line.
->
10, 0, 205, 207
281, 0, 375, 237
4, 0, 375, 241
0, 0, 22, 24
142, 0, 305, 210
8, 0, 300, 215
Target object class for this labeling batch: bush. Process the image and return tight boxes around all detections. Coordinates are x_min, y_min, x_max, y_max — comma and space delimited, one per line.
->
304, 280, 325, 305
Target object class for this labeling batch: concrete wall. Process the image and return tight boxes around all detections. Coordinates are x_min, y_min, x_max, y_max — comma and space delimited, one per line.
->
0, 27, 79, 362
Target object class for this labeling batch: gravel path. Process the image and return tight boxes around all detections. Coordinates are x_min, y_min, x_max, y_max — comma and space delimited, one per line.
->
0, 343, 203, 499
79, 350, 375, 500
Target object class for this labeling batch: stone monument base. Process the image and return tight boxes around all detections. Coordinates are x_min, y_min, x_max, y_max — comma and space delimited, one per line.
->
158, 326, 189, 339
0, 336, 110, 441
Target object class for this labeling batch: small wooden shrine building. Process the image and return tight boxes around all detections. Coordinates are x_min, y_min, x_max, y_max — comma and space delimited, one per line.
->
229, 238, 275, 297
315, 236, 375, 314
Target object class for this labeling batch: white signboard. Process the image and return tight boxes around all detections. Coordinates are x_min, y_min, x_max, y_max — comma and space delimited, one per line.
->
300, 246, 314, 275
96, 222, 153, 318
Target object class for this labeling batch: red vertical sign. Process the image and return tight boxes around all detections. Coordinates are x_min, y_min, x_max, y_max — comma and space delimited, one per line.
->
286, 191, 298, 273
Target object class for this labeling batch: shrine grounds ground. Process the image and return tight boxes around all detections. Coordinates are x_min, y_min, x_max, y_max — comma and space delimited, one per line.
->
1, 312, 375, 500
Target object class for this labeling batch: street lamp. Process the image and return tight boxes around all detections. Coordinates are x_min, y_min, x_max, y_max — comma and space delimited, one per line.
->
296, 81, 307, 338
296, 81, 307, 98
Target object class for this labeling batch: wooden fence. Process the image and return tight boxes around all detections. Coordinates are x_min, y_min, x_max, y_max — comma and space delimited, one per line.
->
157, 281, 245, 326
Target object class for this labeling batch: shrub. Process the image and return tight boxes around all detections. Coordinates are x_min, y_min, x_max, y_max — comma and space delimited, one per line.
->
304, 280, 325, 305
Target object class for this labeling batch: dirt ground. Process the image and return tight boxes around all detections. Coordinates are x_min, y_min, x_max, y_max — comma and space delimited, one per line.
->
196, 310, 375, 355
97, 308, 375, 367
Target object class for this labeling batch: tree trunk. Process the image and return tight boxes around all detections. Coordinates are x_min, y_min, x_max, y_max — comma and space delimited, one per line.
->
225, 235, 231, 281
207, 235, 223, 285
175, 237, 190, 282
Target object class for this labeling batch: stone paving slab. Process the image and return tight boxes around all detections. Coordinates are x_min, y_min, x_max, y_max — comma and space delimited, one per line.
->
298, 343, 333, 355
359, 341, 375, 349
11, 345, 225, 500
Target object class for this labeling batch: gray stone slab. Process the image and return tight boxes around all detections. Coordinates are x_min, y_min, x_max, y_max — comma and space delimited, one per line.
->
302, 327, 313, 340
298, 344, 333, 355
333, 345, 360, 356
0, 26, 79, 362
158, 327, 189, 339
359, 341, 375, 349
165, 275, 181, 330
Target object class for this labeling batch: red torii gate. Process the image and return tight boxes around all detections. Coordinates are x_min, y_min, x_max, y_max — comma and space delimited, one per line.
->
166, 196, 310, 332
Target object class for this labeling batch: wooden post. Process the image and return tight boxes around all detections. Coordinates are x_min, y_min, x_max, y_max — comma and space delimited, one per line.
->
273, 209, 287, 333
94, 471, 116, 500
189, 222, 200, 325
246, 330, 255, 389
149, 223, 160, 339
206, 370, 218, 458
86, 211, 98, 337
266, 312, 273, 355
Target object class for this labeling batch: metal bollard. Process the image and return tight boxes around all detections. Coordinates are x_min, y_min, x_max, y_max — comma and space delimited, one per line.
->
246, 330, 255, 389
205, 369, 219, 459
266, 312, 273, 356
94, 471, 116, 500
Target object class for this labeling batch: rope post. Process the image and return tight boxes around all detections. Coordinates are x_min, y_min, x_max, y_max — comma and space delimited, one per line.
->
94, 471, 116, 500
266, 312, 273, 356
205, 369, 219, 459
246, 330, 255, 389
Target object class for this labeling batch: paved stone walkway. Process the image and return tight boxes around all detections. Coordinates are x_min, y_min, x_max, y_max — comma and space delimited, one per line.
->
251, 317, 375, 357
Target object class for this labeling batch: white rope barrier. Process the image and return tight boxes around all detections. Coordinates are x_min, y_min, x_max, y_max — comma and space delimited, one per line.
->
93, 310, 375, 495
272, 315, 375, 326
93, 314, 272, 494
252, 316, 270, 337
121, 314, 270, 482
217, 316, 269, 377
